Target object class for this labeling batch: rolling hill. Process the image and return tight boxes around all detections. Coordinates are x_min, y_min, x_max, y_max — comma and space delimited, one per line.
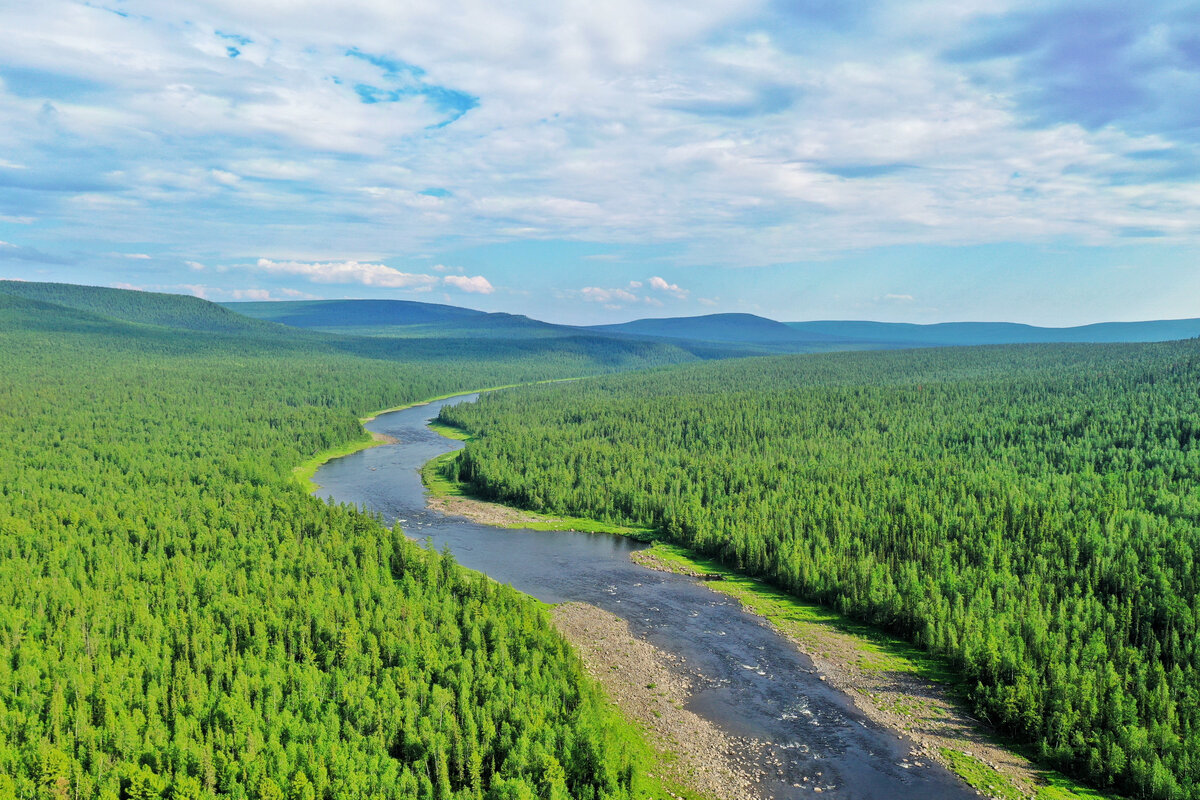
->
228, 298, 592, 339
0, 280, 286, 335
586, 312, 819, 343
586, 310, 1200, 350
786, 318, 1200, 347
0, 282, 750, 371
228, 298, 484, 329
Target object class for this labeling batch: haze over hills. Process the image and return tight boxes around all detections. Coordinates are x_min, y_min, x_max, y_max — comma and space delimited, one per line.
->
0, 280, 287, 335
585, 312, 840, 347
10, 285, 1198, 354
786, 319, 1200, 347
587, 311, 1200, 350
229, 298, 485, 329
227, 298, 571, 339
0, 281, 755, 368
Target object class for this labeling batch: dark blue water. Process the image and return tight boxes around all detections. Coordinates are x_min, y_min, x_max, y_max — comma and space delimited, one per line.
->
314, 394, 974, 800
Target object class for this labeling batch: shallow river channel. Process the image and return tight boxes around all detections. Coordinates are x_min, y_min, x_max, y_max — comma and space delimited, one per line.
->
313, 393, 976, 800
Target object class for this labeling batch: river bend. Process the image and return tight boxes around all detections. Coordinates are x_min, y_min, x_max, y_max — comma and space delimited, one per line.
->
313, 394, 975, 800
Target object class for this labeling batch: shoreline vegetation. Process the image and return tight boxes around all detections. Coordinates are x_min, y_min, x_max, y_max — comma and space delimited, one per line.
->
633, 545, 1118, 800
296, 385, 706, 799
295, 378, 591, 493
552, 602, 761, 800
0, 283, 671, 800
422, 421, 656, 538
421, 424, 1122, 800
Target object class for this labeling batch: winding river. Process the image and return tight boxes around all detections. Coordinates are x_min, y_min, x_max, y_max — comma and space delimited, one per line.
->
313, 393, 976, 800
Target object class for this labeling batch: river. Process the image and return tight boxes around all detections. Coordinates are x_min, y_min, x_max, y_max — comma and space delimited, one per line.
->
313, 393, 976, 800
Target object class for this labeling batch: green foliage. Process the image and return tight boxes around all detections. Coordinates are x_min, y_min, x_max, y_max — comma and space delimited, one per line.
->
939, 749, 1025, 800
0, 286, 649, 799
441, 342, 1200, 799
0, 280, 285, 334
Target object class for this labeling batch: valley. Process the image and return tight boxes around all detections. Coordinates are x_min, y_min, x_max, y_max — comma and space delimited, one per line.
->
0, 281, 1192, 800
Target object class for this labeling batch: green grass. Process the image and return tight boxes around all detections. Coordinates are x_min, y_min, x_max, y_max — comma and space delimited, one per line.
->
646, 543, 956, 682
420, 446, 656, 538
297, 378, 593, 494
1034, 774, 1120, 800
292, 433, 380, 492
607, 707, 718, 800
648, 545, 1118, 800
940, 749, 1025, 800
358, 376, 591, 423
427, 420, 471, 440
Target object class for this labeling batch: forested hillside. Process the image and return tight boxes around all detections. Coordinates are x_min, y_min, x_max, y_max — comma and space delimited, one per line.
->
0, 286, 649, 799
439, 341, 1200, 799
0, 281, 287, 335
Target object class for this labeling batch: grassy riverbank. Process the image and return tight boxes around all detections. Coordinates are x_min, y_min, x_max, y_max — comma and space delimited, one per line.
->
639, 543, 1119, 800
422, 423, 656, 538
291, 430, 386, 491
420, 411, 1121, 800
297, 378, 595, 494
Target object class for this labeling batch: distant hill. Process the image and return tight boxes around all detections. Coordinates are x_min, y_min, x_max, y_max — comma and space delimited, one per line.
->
228, 299, 484, 329
226, 299, 585, 340
584, 310, 1200, 351
17, 282, 1196, 355
786, 319, 1200, 347
586, 313, 838, 347
0, 291, 133, 335
0, 280, 283, 335
0, 282, 752, 371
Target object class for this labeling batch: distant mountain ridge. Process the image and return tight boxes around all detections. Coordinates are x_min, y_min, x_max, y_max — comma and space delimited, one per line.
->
7, 282, 1197, 352
586, 312, 1200, 350
227, 298, 486, 328
226, 299, 578, 339
785, 319, 1200, 347
0, 280, 285, 335
585, 313, 839, 345
0, 282, 756, 367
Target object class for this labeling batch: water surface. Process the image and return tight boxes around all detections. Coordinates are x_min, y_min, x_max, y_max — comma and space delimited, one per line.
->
314, 394, 975, 800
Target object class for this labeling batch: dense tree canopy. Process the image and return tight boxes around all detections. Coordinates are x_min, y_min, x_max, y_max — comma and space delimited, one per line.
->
0, 291, 652, 800
441, 341, 1200, 799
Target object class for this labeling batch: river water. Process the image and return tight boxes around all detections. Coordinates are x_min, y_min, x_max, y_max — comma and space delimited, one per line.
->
313, 394, 975, 800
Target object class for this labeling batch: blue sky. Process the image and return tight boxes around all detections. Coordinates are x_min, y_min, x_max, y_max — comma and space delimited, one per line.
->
0, 0, 1198, 325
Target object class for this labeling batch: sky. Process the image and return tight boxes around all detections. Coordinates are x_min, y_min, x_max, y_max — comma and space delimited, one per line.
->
0, 0, 1198, 325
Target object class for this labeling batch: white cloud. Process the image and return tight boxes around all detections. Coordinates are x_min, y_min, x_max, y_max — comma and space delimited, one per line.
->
185, 260, 205, 271
581, 286, 639, 304
176, 283, 319, 301
648, 275, 688, 298
109, 252, 152, 259
0, 0, 1195, 296
884, 293, 915, 302
253, 258, 440, 289
228, 287, 271, 301
210, 169, 241, 186
176, 283, 207, 298
443, 274, 494, 294
0, 215, 34, 224
278, 287, 320, 299
578, 276, 691, 307
230, 158, 318, 181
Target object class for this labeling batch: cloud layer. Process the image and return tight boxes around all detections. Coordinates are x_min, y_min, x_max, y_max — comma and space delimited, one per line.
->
251, 258, 492, 294
0, 1, 1197, 322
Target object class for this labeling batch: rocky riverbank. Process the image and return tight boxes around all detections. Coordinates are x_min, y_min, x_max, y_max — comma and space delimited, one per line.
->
633, 546, 1087, 800
551, 602, 764, 800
